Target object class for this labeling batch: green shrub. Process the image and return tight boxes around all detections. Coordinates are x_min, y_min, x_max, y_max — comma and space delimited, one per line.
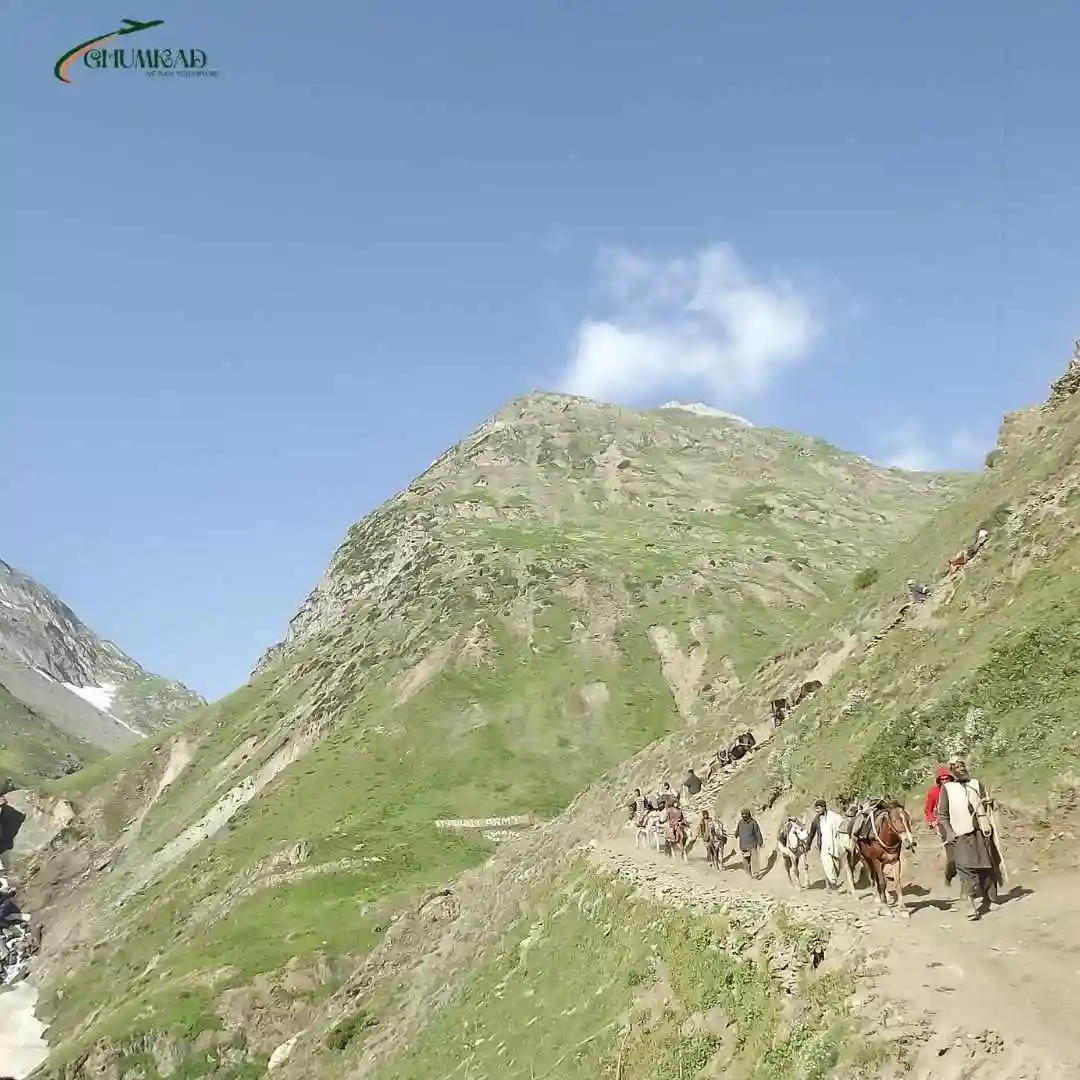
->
326, 1009, 377, 1051
853, 567, 879, 590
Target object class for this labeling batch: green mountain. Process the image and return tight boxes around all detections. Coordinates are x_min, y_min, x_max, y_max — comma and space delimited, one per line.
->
18, 392, 970, 1078
0, 684, 105, 783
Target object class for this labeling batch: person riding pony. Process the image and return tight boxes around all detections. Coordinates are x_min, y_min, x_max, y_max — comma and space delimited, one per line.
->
662, 802, 687, 848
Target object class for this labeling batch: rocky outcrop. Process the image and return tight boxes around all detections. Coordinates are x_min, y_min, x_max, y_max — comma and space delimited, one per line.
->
0, 558, 204, 750
1, 789, 76, 853
990, 406, 1041, 466
1047, 339, 1080, 408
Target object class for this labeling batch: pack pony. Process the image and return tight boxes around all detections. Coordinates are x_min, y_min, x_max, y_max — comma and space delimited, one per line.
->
777, 818, 812, 889
847, 802, 917, 914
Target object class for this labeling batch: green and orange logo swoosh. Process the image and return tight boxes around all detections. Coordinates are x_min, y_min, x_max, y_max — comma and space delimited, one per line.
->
54, 19, 164, 83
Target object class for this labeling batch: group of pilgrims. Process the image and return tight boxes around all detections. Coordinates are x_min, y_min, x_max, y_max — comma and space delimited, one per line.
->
629, 756, 1006, 921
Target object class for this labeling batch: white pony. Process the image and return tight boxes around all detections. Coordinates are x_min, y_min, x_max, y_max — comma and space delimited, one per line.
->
634, 809, 664, 852
777, 818, 812, 889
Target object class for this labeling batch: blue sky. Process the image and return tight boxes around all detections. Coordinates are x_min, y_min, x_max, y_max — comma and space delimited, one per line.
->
3, 1, 1078, 701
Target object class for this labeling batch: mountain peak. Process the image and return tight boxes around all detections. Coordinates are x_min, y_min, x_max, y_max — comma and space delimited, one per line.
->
0, 558, 205, 777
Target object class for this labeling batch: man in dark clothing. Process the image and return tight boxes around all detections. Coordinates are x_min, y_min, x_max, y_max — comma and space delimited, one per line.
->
735, 809, 763, 877
938, 762, 997, 919
684, 767, 703, 798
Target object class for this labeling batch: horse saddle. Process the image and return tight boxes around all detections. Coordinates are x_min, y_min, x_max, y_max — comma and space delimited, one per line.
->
852, 801, 887, 841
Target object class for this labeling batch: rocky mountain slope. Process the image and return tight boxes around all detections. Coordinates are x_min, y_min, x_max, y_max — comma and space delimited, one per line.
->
269, 345, 1080, 1080
599, 340, 1080, 829
5, 392, 970, 1079
0, 558, 205, 778
255, 391, 961, 681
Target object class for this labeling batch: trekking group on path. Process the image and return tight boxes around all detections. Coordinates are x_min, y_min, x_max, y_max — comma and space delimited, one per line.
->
628, 522, 1010, 919
629, 756, 1006, 921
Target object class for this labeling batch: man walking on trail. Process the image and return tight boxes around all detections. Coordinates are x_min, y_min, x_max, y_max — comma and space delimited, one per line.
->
807, 799, 846, 890
924, 767, 953, 830
924, 766, 956, 884
684, 766, 703, 798
735, 809, 763, 877
938, 761, 999, 919
952, 759, 1004, 891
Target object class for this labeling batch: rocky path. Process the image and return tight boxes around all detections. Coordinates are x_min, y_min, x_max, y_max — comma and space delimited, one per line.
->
593, 831, 1080, 1079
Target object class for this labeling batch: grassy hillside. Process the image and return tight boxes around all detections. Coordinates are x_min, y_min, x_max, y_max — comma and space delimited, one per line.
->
389, 862, 884, 1080
0, 684, 103, 784
23, 393, 962, 1078
277, 353, 1080, 1080
588, 367, 1080, 828
711, 387, 1080, 821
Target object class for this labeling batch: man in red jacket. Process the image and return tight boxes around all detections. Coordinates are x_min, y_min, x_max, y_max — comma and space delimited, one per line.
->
924, 767, 953, 829
925, 766, 955, 884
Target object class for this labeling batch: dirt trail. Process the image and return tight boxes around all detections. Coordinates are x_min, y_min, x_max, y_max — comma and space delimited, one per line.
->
594, 831, 1080, 1079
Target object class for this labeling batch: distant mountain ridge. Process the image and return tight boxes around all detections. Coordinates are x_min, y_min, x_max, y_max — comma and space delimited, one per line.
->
0, 558, 205, 774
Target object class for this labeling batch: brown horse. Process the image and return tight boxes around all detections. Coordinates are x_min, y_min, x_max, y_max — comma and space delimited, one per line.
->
947, 548, 970, 573
663, 814, 694, 862
698, 816, 727, 870
848, 802, 917, 915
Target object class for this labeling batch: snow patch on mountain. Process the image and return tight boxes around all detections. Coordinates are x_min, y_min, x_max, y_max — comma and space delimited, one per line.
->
64, 681, 118, 714
62, 681, 146, 738
659, 401, 754, 426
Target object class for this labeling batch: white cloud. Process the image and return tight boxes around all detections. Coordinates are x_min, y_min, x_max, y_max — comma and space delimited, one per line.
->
557, 244, 821, 406
880, 423, 988, 472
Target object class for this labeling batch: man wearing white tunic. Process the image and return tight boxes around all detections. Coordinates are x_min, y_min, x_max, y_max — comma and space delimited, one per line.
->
808, 798, 846, 890
939, 761, 1000, 919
